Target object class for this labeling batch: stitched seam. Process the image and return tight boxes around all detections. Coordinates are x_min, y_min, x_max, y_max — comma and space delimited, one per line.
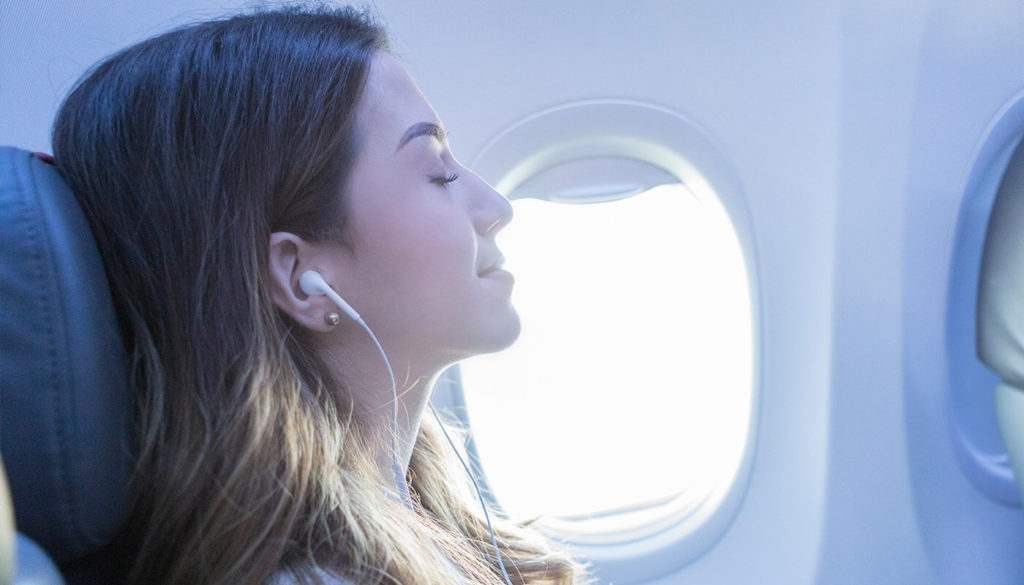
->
22, 153, 80, 554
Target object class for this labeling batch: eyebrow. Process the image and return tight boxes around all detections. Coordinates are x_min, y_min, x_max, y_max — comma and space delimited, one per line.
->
395, 121, 447, 153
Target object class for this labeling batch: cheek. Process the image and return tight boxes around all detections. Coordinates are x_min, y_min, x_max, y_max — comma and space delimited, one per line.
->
411, 227, 477, 304
365, 211, 476, 299
395, 204, 475, 270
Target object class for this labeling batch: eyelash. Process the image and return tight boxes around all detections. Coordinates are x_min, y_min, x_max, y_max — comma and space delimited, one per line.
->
430, 172, 460, 186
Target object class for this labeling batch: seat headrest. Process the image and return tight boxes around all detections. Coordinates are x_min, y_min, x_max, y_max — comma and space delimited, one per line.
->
0, 147, 133, 563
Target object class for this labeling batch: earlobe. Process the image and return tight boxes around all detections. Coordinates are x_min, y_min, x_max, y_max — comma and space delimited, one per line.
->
268, 232, 335, 332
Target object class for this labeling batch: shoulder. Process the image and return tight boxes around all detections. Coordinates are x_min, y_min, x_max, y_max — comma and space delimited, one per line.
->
267, 568, 358, 585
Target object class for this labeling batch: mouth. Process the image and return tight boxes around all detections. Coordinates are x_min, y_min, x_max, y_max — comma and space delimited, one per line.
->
477, 253, 506, 277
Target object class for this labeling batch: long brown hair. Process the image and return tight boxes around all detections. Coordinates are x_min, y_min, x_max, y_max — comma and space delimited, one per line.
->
52, 6, 584, 585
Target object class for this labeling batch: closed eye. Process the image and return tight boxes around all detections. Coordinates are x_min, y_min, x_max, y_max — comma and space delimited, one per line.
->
430, 172, 460, 186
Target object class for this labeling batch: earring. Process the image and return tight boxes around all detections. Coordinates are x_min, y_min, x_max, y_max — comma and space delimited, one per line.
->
325, 312, 341, 327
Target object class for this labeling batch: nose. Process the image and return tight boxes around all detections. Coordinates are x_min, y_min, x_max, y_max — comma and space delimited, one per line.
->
469, 171, 514, 235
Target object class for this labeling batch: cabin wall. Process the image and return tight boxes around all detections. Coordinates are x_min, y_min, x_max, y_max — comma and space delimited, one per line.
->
1, 1, 1022, 583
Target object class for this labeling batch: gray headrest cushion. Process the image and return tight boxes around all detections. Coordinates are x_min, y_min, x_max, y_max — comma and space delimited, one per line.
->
0, 147, 133, 562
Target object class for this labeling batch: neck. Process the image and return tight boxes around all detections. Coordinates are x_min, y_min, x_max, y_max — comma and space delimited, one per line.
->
374, 373, 435, 477
320, 324, 443, 494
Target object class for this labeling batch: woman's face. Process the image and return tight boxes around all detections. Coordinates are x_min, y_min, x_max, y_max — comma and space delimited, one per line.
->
317, 53, 519, 372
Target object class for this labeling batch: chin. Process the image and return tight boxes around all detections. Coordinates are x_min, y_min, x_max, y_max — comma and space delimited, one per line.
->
488, 311, 523, 352
463, 309, 522, 357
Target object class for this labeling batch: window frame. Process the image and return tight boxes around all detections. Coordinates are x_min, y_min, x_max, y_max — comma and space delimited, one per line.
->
945, 89, 1024, 507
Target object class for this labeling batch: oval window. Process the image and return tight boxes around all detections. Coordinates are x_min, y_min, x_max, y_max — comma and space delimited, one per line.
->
452, 101, 760, 573
461, 178, 752, 538
948, 126, 1024, 507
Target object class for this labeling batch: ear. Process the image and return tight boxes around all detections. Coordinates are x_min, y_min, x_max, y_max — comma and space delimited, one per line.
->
268, 232, 337, 333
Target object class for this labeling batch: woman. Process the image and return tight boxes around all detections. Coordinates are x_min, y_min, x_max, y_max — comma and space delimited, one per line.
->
51, 6, 586, 585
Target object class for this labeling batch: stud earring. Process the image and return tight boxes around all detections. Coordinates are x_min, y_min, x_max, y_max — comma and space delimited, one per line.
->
325, 312, 341, 327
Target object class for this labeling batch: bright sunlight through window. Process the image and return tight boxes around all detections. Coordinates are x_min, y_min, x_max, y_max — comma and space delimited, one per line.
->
459, 183, 753, 537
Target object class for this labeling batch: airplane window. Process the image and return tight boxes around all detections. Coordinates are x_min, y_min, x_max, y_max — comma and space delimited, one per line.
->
460, 179, 753, 540
948, 133, 1024, 506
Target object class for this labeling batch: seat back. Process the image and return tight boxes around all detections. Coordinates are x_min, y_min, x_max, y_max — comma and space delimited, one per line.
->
0, 147, 133, 577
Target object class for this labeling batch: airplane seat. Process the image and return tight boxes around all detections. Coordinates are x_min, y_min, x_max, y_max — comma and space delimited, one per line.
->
977, 139, 1024, 504
0, 147, 134, 584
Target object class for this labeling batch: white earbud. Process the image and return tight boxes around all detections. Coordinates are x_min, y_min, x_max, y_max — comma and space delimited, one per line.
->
299, 270, 361, 322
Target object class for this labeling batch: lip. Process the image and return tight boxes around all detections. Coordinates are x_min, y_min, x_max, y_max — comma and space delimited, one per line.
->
477, 253, 506, 277
481, 268, 515, 284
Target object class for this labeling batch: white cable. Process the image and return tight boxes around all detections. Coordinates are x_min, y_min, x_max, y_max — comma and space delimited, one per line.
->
352, 315, 412, 508
302, 271, 410, 507
431, 405, 515, 585
302, 271, 510, 581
